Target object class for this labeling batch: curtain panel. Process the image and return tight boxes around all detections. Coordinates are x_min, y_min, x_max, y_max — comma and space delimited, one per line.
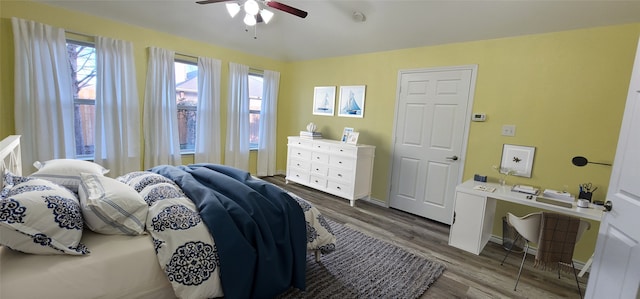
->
94, 37, 141, 176
194, 57, 222, 164
143, 47, 181, 169
257, 70, 280, 177
225, 62, 250, 171
12, 17, 76, 173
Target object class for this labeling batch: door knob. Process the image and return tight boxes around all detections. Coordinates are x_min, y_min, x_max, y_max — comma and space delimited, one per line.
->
604, 200, 613, 212
446, 155, 459, 161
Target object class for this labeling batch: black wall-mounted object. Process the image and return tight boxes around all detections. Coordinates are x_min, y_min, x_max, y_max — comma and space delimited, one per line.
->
571, 156, 612, 167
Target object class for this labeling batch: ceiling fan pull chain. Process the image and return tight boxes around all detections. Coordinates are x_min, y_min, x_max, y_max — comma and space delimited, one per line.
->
254, 25, 257, 39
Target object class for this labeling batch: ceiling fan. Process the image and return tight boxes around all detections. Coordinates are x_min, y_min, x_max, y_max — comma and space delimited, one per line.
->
196, 0, 308, 21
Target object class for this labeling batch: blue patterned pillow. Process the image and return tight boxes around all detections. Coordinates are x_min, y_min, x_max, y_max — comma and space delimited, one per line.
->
0, 179, 89, 255
1, 170, 33, 199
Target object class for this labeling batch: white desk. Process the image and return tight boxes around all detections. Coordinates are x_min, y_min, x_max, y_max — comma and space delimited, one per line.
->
448, 180, 603, 256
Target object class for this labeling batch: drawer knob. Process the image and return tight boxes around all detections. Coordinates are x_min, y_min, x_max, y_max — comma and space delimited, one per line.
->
338, 161, 343, 164
315, 180, 319, 183
337, 186, 341, 190
316, 168, 319, 171
316, 157, 320, 159
340, 149, 344, 152
296, 174, 300, 177
338, 174, 342, 177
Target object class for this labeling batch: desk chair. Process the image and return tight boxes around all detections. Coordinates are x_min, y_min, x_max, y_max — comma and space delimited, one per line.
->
500, 212, 590, 297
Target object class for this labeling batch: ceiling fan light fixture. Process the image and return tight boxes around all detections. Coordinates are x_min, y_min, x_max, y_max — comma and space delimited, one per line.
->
260, 9, 274, 24
243, 13, 257, 26
244, 0, 260, 15
226, 2, 241, 17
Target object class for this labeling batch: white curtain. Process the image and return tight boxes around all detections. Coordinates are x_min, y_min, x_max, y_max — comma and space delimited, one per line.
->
194, 57, 222, 164
257, 70, 280, 176
94, 37, 141, 176
12, 18, 76, 173
225, 62, 250, 171
143, 47, 181, 169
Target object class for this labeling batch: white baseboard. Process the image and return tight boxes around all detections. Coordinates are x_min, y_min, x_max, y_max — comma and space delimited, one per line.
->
488, 235, 587, 271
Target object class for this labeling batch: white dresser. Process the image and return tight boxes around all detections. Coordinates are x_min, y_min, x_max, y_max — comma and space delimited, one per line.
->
286, 136, 375, 206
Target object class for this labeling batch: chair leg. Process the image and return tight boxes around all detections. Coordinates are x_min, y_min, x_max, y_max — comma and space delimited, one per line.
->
514, 242, 529, 291
501, 234, 520, 265
571, 261, 583, 299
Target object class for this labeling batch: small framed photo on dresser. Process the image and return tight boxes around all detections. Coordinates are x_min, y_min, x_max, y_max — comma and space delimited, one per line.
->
341, 127, 354, 142
346, 132, 359, 144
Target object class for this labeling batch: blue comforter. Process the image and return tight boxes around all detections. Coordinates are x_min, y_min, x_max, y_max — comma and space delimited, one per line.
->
149, 164, 306, 299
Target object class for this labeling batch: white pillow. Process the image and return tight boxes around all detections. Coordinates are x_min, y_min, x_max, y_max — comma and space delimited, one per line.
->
0, 179, 89, 255
31, 159, 109, 193
78, 173, 147, 235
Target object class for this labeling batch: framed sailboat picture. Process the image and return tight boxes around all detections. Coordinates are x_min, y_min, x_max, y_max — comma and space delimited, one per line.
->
312, 86, 336, 116
338, 85, 366, 118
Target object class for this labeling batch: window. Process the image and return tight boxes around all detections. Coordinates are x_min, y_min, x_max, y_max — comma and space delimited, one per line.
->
175, 60, 198, 153
249, 73, 263, 149
67, 40, 96, 159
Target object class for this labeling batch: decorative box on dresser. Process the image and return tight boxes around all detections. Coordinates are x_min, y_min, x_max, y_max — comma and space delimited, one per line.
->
286, 136, 375, 206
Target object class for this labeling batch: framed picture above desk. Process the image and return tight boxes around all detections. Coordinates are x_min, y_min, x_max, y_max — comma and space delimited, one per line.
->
448, 180, 603, 255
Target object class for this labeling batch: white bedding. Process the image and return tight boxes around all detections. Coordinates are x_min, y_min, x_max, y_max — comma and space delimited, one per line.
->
0, 230, 175, 299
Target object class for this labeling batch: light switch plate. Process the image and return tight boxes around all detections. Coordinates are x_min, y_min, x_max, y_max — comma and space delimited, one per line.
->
502, 125, 516, 136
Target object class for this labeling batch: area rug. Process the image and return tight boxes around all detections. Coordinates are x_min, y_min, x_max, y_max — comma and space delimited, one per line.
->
278, 219, 446, 298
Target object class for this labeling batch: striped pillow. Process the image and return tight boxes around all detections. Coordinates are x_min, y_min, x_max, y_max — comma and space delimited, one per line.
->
78, 172, 147, 235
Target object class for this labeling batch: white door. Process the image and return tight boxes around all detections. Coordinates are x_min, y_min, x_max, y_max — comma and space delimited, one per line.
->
389, 66, 476, 225
585, 38, 640, 298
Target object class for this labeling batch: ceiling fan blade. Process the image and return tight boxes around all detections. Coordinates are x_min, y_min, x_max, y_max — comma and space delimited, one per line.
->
196, 0, 232, 4
266, 1, 308, 18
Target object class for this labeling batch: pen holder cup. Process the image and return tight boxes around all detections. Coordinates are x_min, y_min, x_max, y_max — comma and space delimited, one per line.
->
578, 191, 593, 202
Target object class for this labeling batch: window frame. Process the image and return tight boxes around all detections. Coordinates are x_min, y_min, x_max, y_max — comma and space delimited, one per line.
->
248, 71, 263, 150
67, 39, 97, 160
174, 58, 199, 155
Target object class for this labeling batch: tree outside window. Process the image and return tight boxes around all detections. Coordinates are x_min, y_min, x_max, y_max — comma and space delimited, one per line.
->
175, 61, 198, 153
67, 40, 96, 158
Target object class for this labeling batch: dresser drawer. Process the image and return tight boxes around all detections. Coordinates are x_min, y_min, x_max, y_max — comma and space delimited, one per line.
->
311, 142, 331, 151
330, 145, 356, 156
309, 175, 327, 189
311, 163, 329, 176
289, 139, 313, 148
289, 158, 310, 171
311, 152, 329, 164
329, 156, 355, 169
287, 170, 309, 183
328, 180, 352, 196
290, 148, 312, 160
328, 168, 353, 181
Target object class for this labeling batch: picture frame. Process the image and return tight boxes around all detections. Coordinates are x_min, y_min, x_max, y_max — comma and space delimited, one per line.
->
500, 144, 536, 178
346, 131, 359, 144
341, 127, 354, 142
338, 85, 366, 118
312, 86, 336, 116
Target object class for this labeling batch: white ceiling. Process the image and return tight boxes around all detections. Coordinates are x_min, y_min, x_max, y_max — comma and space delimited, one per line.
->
35, 0, 640, 61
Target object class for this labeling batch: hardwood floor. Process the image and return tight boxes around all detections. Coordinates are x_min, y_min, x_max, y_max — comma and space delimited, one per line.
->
263, 175, 588, 299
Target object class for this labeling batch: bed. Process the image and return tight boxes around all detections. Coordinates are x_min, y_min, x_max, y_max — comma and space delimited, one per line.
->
0, 135, 336, 299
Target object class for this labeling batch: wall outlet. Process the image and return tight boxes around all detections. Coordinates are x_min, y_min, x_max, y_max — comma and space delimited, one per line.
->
502, 125, 516, 136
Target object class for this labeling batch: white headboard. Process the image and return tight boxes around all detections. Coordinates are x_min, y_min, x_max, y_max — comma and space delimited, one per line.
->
0, 135, 22, 190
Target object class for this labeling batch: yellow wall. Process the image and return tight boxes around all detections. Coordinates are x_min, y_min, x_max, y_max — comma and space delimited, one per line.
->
2, 1, 639, 262
278, 24, 640, 261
